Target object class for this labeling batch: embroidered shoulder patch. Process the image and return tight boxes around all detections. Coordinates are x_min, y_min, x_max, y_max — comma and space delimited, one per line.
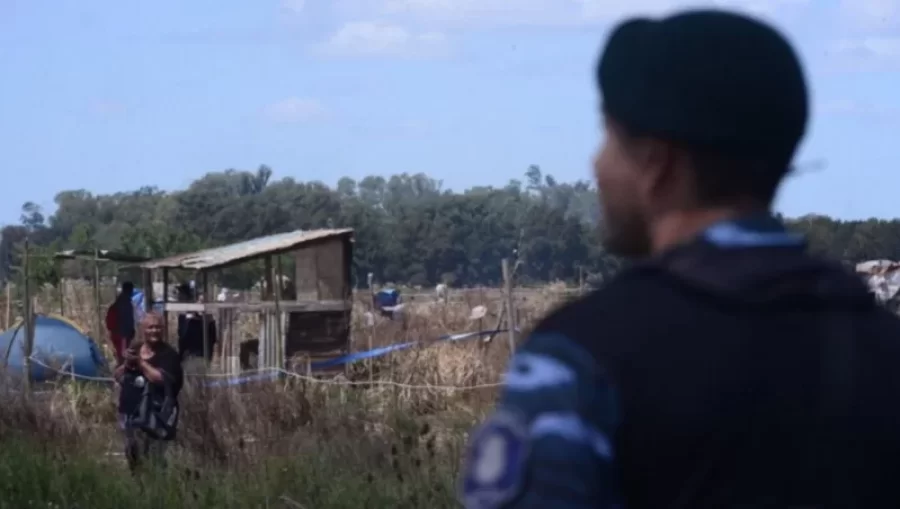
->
459, 410, 529, 509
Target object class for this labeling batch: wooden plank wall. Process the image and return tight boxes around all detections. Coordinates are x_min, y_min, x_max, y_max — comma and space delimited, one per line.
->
286, 237, 351, 368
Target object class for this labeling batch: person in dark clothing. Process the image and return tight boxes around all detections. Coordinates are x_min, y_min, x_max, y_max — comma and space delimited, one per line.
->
177, 312, 217, 362
174, 282, 217, 362
106, 281, 136, 363
459, 9, 900, 509
115, 312, 184, 473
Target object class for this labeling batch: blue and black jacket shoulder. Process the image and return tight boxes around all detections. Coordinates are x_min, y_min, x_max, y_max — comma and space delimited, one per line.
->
458, 271, 639, 509
460, 216, 900, 508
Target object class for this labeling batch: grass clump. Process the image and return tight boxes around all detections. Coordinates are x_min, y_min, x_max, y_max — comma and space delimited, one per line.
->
0, 433, 460, 508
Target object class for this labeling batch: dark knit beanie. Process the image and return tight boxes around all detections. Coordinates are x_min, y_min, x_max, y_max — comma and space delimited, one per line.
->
597, 9, 808, 163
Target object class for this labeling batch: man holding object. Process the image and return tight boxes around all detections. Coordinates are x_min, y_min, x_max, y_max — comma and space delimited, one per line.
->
115, 313, 183, 473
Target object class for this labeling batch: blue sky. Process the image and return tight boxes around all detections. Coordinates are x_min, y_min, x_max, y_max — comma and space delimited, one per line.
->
1, 0, 898, 224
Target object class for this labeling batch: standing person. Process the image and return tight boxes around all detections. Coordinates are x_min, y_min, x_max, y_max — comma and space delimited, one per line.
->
115, 312, 183, 473
105, 281, 136, 364
176, 283, 217, 364
459, 9, 900, 509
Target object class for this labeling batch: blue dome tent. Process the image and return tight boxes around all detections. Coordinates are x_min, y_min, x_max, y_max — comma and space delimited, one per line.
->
0, 314, 106, 382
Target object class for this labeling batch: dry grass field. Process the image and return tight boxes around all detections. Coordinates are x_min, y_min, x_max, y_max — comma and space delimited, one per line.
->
0, 281, 577, 508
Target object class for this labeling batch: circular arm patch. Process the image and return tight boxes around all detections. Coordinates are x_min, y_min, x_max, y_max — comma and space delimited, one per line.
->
459, 410, 529, 509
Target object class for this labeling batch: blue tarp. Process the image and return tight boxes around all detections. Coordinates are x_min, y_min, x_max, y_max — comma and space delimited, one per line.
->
131, 290, 164, 319
0, 314, 106, 382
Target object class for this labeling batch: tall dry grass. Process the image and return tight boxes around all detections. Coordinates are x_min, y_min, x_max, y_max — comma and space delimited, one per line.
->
0, 281, 576, 508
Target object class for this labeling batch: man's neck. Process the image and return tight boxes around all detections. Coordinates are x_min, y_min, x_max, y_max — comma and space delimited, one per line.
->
650, 207, 770, 255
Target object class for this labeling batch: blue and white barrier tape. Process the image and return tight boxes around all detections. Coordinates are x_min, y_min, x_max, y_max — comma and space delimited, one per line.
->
18, 327, 513, 388
204, 328, 506, 387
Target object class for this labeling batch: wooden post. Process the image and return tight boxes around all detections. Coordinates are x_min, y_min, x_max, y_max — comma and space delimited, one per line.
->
274, 256, 284, 370
162, 268, 169, 342
502, 258, 517, 355
201, 270, 209, 366
4, 281, 11, 331
142, 269, 153, 312
57, 259, 65, 316
219, 311, 227, 372
366, 272, 375, 384
23, 238, 33, 395
228, 310, 236, 375
260, 256, 275, 368
220, 307, 228, 374
211, 278, 225, 372
93, 248, 102, 341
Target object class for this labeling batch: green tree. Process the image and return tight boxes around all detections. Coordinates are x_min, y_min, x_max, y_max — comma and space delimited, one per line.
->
13, 165, 898, 289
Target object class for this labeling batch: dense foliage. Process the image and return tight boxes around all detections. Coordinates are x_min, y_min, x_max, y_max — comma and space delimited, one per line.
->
2, 164, 898, 289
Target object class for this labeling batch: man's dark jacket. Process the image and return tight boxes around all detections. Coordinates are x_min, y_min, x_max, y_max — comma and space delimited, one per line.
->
461, 220, 900, 508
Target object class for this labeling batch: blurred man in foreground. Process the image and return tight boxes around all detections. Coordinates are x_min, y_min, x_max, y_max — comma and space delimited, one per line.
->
460, 9, 900, 509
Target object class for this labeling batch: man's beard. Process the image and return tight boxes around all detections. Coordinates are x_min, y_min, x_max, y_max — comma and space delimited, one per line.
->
599, 208, 653, 259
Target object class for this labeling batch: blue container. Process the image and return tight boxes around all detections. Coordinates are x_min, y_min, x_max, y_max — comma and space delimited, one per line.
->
374, 288, 400, 309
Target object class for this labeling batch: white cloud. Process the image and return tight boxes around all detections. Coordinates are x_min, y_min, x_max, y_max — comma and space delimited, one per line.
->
829, 37, 900, 70
281, 0, 306, 15
578, 0, 687, 21
819, 99, 860, 115
263, 97, 329, 123
820, 99, 873, 115
307, 0, 813, 61
347, 117, 432, 138
819, 99, 900, 118
383, 0, 566, 25
314, 21, 449, 58
577, 0, 788, 22
367, 0, 807, 26
838, 0, 900, 31
89, 100, 127, 116
835, 37, 900, 58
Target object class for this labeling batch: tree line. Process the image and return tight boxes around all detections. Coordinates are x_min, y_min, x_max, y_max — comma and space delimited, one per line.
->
1, 164, 897, 290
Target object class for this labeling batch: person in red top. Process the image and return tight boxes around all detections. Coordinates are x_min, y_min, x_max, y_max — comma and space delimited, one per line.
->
106, 282, 135, 363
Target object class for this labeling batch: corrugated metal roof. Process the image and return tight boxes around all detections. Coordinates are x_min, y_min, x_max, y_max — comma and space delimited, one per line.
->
140, 228, 353, 271
53, 249, 149, 264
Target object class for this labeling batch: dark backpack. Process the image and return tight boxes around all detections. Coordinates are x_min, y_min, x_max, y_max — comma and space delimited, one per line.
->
130, 377, 179, 441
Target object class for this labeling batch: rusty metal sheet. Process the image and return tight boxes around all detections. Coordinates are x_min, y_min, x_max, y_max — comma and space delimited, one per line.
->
140, 228, 354, 271
856, 259, 899, 274
857, 259, 900, 303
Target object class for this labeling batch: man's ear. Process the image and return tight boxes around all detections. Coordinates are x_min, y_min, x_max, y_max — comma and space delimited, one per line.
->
635, 138, 676, 201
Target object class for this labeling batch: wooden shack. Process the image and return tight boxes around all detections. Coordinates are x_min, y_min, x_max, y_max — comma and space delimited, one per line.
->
138, 228, 354, 373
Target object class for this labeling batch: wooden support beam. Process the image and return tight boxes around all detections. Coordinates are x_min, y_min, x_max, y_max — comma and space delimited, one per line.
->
160, 300, 351, 313
502, 258, 517, 355
162, 268, 169, 341
23, 238, 33, 395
